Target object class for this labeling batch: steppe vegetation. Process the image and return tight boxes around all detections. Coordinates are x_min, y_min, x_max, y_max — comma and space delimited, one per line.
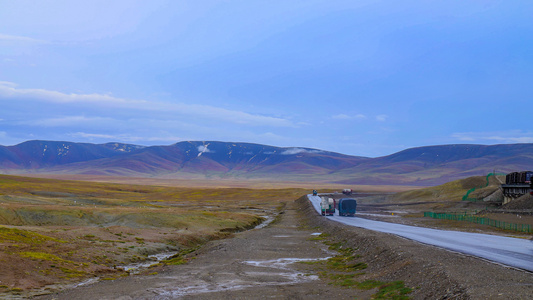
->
0, 174, 306, 297
307, 233, 412, 299
384, 175, 504, 206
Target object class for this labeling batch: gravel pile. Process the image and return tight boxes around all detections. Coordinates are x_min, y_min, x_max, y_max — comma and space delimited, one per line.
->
504, 193, 533, 210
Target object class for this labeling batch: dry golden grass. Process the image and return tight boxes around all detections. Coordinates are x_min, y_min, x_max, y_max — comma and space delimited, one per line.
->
0, 174, 311, 295
386, 175, 502, 204
18, 173, 419, 192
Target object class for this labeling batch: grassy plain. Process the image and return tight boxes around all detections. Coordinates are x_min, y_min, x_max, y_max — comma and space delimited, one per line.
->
0, 174, 308, 296
19, 173, 419, 192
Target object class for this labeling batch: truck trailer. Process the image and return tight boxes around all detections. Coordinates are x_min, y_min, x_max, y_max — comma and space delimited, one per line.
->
321, 197, 336, 216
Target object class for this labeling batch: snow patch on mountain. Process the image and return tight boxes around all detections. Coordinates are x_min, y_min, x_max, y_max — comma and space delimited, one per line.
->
197, 144, 212, 157
281, 148, 323, 155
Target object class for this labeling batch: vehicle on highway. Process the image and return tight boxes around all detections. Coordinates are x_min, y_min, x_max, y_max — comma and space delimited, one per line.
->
338, 198, 357, 216
342, 188, 353, 195
312, 190, 318, 196
320, 197, 335, 216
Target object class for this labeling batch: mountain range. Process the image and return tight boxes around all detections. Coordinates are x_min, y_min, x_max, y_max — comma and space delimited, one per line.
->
1, 140, 533, 186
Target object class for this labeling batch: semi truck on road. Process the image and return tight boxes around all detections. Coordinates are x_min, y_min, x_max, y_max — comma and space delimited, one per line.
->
321, 198, 335, 216
338, 198, 357, 216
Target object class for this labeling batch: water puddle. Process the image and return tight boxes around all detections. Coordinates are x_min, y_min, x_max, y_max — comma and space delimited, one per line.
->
118, 251, 178, 274
73, 277, 100, 287
22, 277, 102, 299
150, 257, 328, 298
254, 215, 275, 229
243, 257, 329, 270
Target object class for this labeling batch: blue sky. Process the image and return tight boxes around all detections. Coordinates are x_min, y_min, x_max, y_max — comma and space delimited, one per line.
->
1, 0, 532, 157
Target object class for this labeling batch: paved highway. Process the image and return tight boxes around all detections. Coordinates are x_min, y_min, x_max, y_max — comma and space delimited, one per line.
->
308, 195, 533, 272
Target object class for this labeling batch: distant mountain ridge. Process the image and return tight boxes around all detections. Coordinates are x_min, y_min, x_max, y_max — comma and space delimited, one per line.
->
1, 140, 533, 186
0, 141, 144, 169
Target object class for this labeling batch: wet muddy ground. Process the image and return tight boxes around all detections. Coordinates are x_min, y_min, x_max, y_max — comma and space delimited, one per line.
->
37, 200, 367, 299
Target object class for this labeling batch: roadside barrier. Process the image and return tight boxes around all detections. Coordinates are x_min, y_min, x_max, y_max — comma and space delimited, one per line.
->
423, 211, 532, 233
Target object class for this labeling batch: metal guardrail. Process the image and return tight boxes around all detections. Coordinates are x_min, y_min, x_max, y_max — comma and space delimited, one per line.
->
424, 211, 532, 233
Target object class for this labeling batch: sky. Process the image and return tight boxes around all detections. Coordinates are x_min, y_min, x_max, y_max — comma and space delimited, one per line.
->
1, 0, 533, 157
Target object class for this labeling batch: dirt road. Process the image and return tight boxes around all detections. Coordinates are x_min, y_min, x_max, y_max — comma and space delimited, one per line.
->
38, 200, 365, 299
37, 197, 533, 299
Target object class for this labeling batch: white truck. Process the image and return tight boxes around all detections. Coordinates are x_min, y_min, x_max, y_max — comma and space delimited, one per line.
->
320, 197, 336, 216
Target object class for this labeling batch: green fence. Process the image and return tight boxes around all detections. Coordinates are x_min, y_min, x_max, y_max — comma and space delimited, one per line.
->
462, 172, 506, 202
424, 211, 532, 233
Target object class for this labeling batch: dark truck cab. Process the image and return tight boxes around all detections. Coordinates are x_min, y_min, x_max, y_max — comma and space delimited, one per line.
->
338, 198, 357, 216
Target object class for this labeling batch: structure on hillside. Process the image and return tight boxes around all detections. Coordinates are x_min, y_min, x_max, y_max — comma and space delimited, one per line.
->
501, 171, 533, 204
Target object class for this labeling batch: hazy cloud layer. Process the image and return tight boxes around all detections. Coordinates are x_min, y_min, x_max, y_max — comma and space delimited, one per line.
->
452, 131, 533, 144
332, 114, 367, 120
0, 34, 48, 44
0, 82, 293, 127
0, 82, 302, 147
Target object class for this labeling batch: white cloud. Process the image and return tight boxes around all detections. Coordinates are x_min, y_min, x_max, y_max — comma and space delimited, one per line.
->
27, 116, 113, 127
0, 83, 143, 106
71, 132, 117, 139
70, 132, 183, 143
332, 114, 351, 120
452, 131, 533, 143
490, 136, 533, 143
0, 83, 294, 127
0, 81, 17, 88
168, 103, 294, 127
259, 132, 286, 140
332, 114, 367, 120
0, 34, 48, 44
281, 148, 323, 155
376, 114, 388, 122
451, 133, 476, 141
